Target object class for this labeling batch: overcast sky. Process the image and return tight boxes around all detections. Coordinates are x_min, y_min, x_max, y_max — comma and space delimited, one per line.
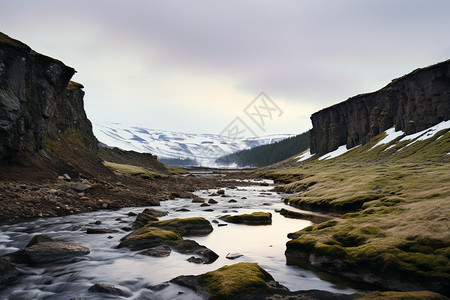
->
1, 1, 449, 136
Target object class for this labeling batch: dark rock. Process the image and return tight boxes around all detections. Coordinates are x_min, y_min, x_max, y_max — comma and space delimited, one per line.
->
226, 252, 243, 260
228, 199, 237, 203
200, 203, 210, 207
217, 189, 225, 195
86, 228, 119, 234
191, 197, 205, 203
13, 241, 90, 264
94, 220, 102, 225
127, 211, 137, 217
218, 223, 228, 227
176, 208, 190, 212
0, 257, 19, 285
0, 32, 100, 178
187, 256, 204, 264
170, 239, 219, 264
25, 234, 53, 247
88, 283, 132, 297
221, 212, 272, 225
203, 209, 214, 212
147, 283, 169, 291
133, 208, 168, 228
310, 59, 450, 155
279, 208, 331, 223
138, 245, 171, 257
147, 217, 213, 236
208, 199, 218, 204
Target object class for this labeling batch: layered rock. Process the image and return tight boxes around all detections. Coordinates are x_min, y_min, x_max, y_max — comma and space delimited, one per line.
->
310, 59, 450, 155
0, 32, 105, 179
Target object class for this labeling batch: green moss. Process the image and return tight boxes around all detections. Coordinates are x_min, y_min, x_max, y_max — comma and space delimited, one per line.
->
147, 217, 213, 236
357, 290, 447, 299
118, 227, 181, 249
198, 263, 274, 299
43, 137, 56, 152
220, 212, 272, 225
67, 81, 84, 91
314, 243, 349, 259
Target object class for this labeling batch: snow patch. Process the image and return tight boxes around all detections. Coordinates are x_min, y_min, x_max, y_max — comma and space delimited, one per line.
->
370, 127, 404, 149
93, 122, 293, 167
400, 120, 450, 143
296, 150, 312, 162
318, 145, 359, 160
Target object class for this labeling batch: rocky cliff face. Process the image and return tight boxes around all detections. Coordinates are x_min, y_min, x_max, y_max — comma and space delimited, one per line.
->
310, 59, 450, 155
0, 32, 104, 179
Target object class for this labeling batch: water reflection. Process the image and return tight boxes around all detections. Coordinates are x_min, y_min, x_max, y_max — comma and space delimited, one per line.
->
0, 182, 358, 299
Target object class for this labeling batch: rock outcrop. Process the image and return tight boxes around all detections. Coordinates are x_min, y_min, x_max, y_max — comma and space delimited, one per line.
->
310, 59, 450, 155
0, 32, 107, 180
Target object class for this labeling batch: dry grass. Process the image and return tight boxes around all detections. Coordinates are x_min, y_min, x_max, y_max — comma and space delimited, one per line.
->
256, 131, 450, 292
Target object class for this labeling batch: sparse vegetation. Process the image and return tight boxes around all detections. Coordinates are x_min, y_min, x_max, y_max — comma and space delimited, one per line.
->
257, 130, 450, 294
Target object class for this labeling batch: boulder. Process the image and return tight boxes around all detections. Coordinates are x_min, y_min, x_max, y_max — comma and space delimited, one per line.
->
170, 263, 278, 299
118, 227, 182, 250
0, 257, 19, 285
208, 199, 218, 204
170, 239, 219, 264
70, 182, 91, 192
147, 217, 213, 236
133, 208, 168, 228
14, 242, 90, 264
138, 245, 171, 257
220, 212, 272, 225
88, 283, 132, 297
25, 234, 53, 247
226, 252, 243, 260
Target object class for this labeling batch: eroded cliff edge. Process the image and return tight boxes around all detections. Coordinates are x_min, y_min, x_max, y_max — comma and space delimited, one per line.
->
310, 59, 450, 155
0, 32, 106, 180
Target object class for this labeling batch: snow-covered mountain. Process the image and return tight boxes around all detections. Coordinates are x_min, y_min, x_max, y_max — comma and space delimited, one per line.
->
93, 123, 292, 167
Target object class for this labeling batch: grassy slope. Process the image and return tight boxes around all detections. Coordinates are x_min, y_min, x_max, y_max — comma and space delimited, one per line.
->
256, 129, 450, 294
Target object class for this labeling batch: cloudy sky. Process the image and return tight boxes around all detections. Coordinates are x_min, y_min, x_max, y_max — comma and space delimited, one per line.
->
1, 1, 449, 136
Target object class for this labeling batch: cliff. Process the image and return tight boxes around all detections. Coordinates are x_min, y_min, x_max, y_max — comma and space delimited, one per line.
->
0, 32, 106, 180
310, 59, 450, 155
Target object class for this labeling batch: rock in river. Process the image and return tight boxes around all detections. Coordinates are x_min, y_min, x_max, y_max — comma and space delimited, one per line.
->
0, 257, 19, 285
138, 245, 171, 257
220, 212, 272, 225
118, 227, 182, 250
147, 217, 213, 236
132, 208, 168, 228
13, 241, 90, 264
88, 283, 132, 297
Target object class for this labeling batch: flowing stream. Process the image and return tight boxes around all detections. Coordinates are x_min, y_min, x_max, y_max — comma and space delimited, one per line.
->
0, 180, 359, 299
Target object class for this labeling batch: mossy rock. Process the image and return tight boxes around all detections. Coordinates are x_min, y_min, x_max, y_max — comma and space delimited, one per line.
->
357, 290, 447, 299
147, 217, 213, 236
220, 212, 272, 225
118, 227, 182, 250
197, 263, 275, 299
133, 208, 168, 228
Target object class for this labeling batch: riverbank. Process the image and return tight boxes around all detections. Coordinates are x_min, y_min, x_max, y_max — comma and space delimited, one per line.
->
0, 169, 255, 225
256, 158, 450, 297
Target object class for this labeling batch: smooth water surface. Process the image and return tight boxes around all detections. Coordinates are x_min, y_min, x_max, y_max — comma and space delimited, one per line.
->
0, 180, 358, 299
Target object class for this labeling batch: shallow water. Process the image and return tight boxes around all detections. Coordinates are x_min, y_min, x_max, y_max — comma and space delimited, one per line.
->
0, 180, 359, 299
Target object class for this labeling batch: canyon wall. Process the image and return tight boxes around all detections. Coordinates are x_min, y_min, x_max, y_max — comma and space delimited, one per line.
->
310, 59, 450, 155
0, 32, 103, 179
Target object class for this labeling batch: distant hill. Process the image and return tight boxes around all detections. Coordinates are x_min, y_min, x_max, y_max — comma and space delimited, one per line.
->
93, 123, 292, 167
216, 131, 310, 167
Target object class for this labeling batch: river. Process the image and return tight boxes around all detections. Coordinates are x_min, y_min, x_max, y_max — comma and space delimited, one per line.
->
0, 179, 359, 299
